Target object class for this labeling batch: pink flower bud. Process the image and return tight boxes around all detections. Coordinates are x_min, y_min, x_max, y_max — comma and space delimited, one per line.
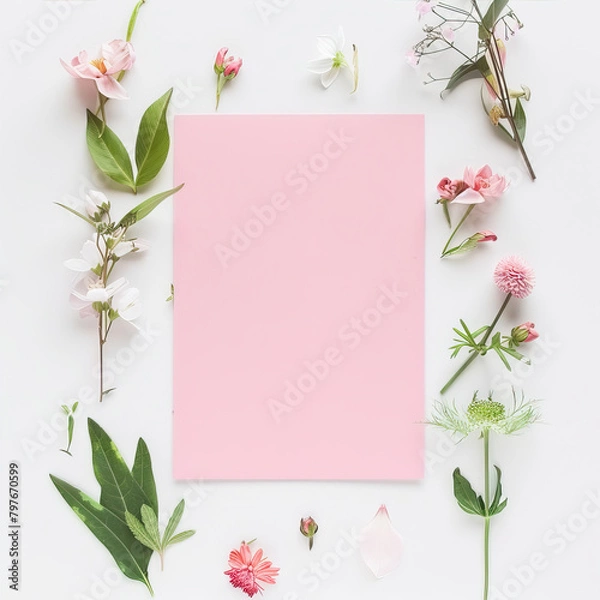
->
224, 57, 243, 79
511, 322, 538, 344
300, 517, 318, 550
437, 178, 468, 202
214, 47, 229, 73
475, 230, 498, 243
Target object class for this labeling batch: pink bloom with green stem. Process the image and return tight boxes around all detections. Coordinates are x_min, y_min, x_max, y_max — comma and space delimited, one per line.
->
440, 256, 536, 394
214, 47, 243, 110
511, 322, 538, 344
442, 230, 498, 258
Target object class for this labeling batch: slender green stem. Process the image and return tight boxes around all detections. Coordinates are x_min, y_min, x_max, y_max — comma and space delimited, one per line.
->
126, 0, 146, 43
442, 204, 475, 256
440, 294, 512, 394
215, 74, 224, 110
483, 428, 491, 600
98, 312, 105, 402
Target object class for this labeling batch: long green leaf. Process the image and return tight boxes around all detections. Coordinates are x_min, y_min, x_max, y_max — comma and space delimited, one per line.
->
86, 110, 136, 192
132, 439, 158, 515
87, 419, 150, 520
118, 184, 184, 228
453, 468, 485, 516
55, 203, 95, 226
166, 530, 195, 547
125, 510, 160, 552
514, 97, 527, 143
50, 475, 153, 594
481, 0, 511, 37
443, 56, 487, 94
162, 500, 185, 546
126, 0, 146, 42
135, 89, 173, 187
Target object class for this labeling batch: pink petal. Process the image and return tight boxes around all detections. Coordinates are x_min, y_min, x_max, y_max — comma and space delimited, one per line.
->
360, 505, 403, 579
95, 75, 128, 100
451, 188, 485, 204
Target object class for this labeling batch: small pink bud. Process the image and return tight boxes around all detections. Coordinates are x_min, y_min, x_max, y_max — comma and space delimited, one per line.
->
511, 322, 538, 344
475, 230, 498, 243
300, 517, 318, 550
437, 178, 469, 202
214, 47, 228, 73
224, 57, 243, 79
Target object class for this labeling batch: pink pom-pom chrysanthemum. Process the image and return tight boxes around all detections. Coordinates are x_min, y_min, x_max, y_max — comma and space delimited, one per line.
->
493, 256, 535, 299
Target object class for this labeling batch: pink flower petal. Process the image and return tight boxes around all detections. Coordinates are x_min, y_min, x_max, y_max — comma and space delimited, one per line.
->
95, 75, 129, 100
360, 505, 403, 579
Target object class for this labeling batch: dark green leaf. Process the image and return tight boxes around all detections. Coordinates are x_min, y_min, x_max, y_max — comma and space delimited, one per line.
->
87, 419, 150, 519
50, 475, 153, 594
135, 89, 173, 187
481, 0, 510, 37
453, 468, 486, 516
132, 439, 158, 515
162, 500, 185, 546
514, 97, 527, 143
443, 56, 487, 94
117, 184, 184, 229
86, 110, 136, 192
166, 530, 195, 547
488, 466, 509, 515
125, 510, 160, 552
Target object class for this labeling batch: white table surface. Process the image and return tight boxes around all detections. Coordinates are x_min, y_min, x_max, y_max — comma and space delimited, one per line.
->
1, 0, 599, 598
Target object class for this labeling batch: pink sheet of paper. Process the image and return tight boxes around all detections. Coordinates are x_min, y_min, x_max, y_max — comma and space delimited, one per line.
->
173, 114, 424, 480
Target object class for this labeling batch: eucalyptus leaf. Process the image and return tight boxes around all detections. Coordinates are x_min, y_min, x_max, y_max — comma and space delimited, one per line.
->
453, 468, 485, 516
162, 500, 185, 546
86, 110, 136, 192
132, 439, 158, 514
514, 97, 527, 143
135, 89, 173, 187
126, 510, 161, 552
118, 184, 184, 228
50, 475, 153, 594
88, 419, 150, 518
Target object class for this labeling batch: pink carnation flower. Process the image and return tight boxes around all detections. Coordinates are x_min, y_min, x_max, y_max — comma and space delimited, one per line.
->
463, 165, 507, 201
224, 542, 279, 597
60, 39, 135, 99
494, 256, 535, 299
437, 177, 469, 202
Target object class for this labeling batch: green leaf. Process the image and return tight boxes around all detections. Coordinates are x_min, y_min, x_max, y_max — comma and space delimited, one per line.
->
480, 0, 511, 37
132, 439, 158, 515
443, 56, 487, 94
67, 415, 75, 446
514, 97, 527, 143
126, 0, 146, 42
488, 466, 509, 515
453, 468, 486, 516
162, 500, 185, 546
55, 203, 95, 226
125, 510, 160, 552
72, 402, 79, 412
50, 475, 153, 594
141, 505, 161, 548
135, 89, 173, 188
86, 110, 136, 192
117, 184, 184, 229
165, 530, 195, 547
87, 419, 150, 519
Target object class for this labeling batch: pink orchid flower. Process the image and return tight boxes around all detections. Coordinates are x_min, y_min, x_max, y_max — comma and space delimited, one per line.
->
453, 165, 507, 204
60, 39, 135, 100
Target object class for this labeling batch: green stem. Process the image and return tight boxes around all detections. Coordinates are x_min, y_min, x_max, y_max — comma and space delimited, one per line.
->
126, 0, 146, 43
98, 312, 105, 402
483, 428, 491, 600
440, 294, 512, 394
215, 74, 224, 110
442, 204, 475, 257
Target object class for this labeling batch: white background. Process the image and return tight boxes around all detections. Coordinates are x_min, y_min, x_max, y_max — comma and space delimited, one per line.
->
1, 1, 599, 599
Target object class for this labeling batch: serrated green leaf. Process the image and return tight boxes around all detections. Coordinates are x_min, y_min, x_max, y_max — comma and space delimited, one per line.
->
118, 184, 183, 229
514, 97, 527, 143
87, 419, 150, 519
162, 500, 185, 546
166, 530, 195, 547
132, 439, 158, 515
126, 510, 160, 552
453, 468, 486, 516
86, 110, 136, 192
141, 505, 161, 548
480, 0, 510, 37
50, 475, 153, 594
443, 56, 487, 94
135, 89, 173, 187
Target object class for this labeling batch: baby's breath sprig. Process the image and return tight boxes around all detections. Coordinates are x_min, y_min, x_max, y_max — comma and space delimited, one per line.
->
428, 390, 540, 600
